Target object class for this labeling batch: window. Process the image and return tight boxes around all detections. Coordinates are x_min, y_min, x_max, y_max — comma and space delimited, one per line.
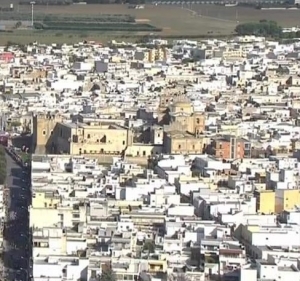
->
87, 134, 91, 139
100, 135, 107, 143
143, 151, 146, 156
196, 118, 200, 124
178, 145, 181, 149
123, 141, 125, 145
50, 130, 53, 135
42, 130, 46, 136
158, 133, 161, 137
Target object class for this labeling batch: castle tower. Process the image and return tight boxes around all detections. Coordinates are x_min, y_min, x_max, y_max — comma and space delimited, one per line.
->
32, 113, 64, 154
157, 93, 173, 125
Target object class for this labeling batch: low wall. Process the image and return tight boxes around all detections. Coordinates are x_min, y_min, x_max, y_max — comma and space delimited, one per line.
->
82, 154, 148, 166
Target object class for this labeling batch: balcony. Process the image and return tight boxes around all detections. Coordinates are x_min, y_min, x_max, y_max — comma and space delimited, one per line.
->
219, 249, 243, 257
148, 260, 167, 273
204, 254, 219, 264
149, 264, 164, 273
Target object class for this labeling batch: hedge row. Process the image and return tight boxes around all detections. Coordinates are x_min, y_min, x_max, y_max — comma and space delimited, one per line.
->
43, 15, 135, 23
41, 21, 147, 28
0, 12, 135, 23
19, 0, 72, 4
34, 22, 162, 31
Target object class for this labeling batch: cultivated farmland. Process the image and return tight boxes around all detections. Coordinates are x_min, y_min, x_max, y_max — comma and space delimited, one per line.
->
0, 3, 300, 44
9, 4, 300, 34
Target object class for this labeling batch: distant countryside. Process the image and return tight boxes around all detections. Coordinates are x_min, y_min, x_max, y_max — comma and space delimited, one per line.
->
0, 0, 300, 44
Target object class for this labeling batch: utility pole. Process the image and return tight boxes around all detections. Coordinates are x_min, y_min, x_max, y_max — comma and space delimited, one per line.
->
30, 2, 35, 27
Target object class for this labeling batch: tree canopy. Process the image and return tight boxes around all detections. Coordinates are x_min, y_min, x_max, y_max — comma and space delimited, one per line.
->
0, 146, 7, 185
168, 273, 190, 281
99, 265, 116, 281
143, 240, 155, 253
235, 20, 282, 37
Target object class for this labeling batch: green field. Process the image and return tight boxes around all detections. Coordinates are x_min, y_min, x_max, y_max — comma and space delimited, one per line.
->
0, 4, 300, 44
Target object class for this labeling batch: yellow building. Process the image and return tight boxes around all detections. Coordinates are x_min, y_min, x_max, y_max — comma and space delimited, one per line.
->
254, 190, 275, 214
126, 144, 163, 157
33, 114, 133, 155
53, 122, 133, 155
32, 113, 65, 154
169, 100, 205, 135
157, 97, 207, 155
214, 46, 245, 59
32, 190, 61, 209
148, 48, 168, 62
148, 258, 167, 273
158, 96, 205, 135
164, 130, 205, 154
275, 189, 300, 213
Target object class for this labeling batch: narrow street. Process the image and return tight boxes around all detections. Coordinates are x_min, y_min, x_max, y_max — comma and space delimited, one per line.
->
3, 151, 31, 281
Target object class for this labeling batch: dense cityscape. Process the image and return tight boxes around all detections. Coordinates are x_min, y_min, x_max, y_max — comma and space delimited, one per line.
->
0, 29, 300, 281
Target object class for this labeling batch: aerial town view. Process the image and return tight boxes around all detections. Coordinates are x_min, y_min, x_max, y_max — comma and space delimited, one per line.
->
0, 0, 300, 281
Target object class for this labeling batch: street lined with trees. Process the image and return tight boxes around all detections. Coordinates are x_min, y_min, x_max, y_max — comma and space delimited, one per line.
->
0, 147, 6, 185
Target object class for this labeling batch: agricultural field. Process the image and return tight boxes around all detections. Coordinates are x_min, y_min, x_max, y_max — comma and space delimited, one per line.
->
0, 3, 299, 44
14, 4, 300, 32
190, 5, 300, 27
0, 4, 238, 35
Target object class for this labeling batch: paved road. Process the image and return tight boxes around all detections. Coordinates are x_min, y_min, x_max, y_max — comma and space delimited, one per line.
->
3, 151, 31, 281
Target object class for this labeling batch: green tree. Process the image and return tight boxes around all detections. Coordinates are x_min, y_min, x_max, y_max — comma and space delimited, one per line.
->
235, 21, 282, 37
15, 21, 22, 29
147, 156, 158, 170
0, 146, 6, 185
143, 240, 155, 253
168, 273, 190, 281
99, 265, 116, 281
10, 121, 21, 127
